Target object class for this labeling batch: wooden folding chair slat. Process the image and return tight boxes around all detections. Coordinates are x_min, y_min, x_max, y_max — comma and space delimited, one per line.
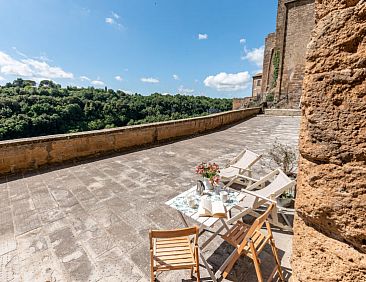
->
157, 253, 195, 260
150, 226, 200, 282
156, 237, 189, 243
155, 249, 192, 256
221, 204, 284, 282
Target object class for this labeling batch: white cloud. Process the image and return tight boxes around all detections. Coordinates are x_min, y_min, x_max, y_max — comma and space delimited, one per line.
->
241, 45, 264, 68
172, 74, 179, 80
80, 75, 90, 81
119, 89, 133, 94
105, 17, 114, 24
239, 38, 246, 44
12, 47, 27, 58
0, 76, 5, 81
141, 77, 159, 84
178, 85, 194, 95
0, 51, 73, 79
115, 75, 123, 81
91, 80, 105, 86
203, 71, 251, 92
198, 33, 208, 40
35, 53, 52, 62
23, 59, 73, 79
0, 51, 33, 76
105, 12, 124, 29
111, 11, 120, 19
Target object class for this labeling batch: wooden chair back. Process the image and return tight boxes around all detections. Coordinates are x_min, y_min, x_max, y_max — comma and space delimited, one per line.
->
149, 226, 200, 281
149, 226, 199, 245
237, 203, 274, 253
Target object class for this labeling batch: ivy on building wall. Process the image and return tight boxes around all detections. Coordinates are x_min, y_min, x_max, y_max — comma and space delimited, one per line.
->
271, 50, 280, 89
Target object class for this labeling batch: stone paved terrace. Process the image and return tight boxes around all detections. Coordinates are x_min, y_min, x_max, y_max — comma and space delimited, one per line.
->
0, 114, 300, 282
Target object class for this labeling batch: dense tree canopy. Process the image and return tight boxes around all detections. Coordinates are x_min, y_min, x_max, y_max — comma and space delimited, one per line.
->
0, 78, 232, 141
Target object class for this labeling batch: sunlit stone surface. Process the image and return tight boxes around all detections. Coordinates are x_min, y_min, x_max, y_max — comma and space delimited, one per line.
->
0, 115, 300, 281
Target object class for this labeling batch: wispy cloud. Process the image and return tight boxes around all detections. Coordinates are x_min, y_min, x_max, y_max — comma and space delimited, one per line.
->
115, 75, 123, 81
172, 74, 179, 80
141, 77, 159, 84
241, 46, 264, 68
203, 71, 251, 92
119, 89, 133, 94
178, 85, 194, 95
0, 51, 73, 79
198, 33, 208, 40
240, 40, 264, 68
12, 47, 27, 58
0, 76, 5, 81
111, 11, 120, 19
239, 38, 246, 44
80, 75, 90, 81
91, 80, 105, 86
105, 11, 124, 29
105, 17, 114, 24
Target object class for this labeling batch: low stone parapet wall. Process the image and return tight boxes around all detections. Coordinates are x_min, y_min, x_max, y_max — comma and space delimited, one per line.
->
265, 108, 301, 116
0, 108, 260, 175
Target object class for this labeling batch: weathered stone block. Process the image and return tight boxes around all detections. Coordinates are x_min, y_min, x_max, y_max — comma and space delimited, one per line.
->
292, 0, 366, 280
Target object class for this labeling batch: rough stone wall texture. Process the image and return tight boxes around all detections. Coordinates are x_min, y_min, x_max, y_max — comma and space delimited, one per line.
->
261, 32, 276, 94
0, 108, 260, 176
292, 0, 366, 281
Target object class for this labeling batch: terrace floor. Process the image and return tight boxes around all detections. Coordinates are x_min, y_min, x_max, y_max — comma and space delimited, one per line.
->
0, 114, 300, 282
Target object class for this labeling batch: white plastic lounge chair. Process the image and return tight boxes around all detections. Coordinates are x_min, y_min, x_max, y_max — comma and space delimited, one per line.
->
226, 168, 295, 231
220, 149, 262, 182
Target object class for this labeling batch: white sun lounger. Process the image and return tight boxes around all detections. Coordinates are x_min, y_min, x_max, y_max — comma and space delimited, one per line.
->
220, 149, 262, 182
226, 168, 295, 231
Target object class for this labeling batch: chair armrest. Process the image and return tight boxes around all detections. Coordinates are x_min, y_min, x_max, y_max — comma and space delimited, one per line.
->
234, 174, 259, 183
230, 165, 252, 172
240, 189, 277, 204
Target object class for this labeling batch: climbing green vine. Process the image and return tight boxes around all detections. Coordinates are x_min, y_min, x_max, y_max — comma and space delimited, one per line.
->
271, 50, 280, 89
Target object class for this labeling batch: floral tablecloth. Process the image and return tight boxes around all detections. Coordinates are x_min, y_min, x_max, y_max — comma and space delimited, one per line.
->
166, 187, 242, 217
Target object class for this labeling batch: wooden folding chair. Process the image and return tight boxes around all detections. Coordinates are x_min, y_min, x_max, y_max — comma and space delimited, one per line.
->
219, 204, 284, 282
149, 226, 200, 282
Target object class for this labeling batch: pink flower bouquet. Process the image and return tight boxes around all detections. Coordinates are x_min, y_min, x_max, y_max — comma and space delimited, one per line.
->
195, 162, 221, 185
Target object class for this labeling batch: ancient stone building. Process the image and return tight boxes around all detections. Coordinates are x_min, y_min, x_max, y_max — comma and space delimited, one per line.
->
292, 0, 366, 280
251, 73, 262, 98
261, 0, 315, 108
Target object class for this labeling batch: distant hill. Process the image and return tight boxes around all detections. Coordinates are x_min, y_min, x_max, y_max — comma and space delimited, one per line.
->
0, 78, 232, 141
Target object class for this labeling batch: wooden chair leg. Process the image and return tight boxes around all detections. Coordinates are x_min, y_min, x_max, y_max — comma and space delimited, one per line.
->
250, 241, 264, 282
195, 246, 200, 282
150, 250, 155, 282
269, 238, 284, 282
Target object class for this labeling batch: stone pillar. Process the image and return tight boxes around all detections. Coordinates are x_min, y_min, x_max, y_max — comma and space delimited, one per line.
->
292, 1, 366, 281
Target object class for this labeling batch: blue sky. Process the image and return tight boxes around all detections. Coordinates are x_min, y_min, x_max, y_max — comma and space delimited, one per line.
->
0, 0, 277, 98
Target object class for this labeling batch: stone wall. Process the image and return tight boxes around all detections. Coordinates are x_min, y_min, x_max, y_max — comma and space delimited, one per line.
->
0, 108, 260, 176
261, 33, 276, 94
264, 109, 301, 116
232, 97, 261, 110
292, 1, 366, 281
280, 0, 315, 107
261, 0, 315, 108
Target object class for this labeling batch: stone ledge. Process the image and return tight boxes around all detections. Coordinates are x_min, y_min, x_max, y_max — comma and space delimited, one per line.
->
265, 109, 301, 116
0, 108, 261, 176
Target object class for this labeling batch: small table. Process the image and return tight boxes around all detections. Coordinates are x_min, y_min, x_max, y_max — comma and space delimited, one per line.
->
165, 186, 246, 281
